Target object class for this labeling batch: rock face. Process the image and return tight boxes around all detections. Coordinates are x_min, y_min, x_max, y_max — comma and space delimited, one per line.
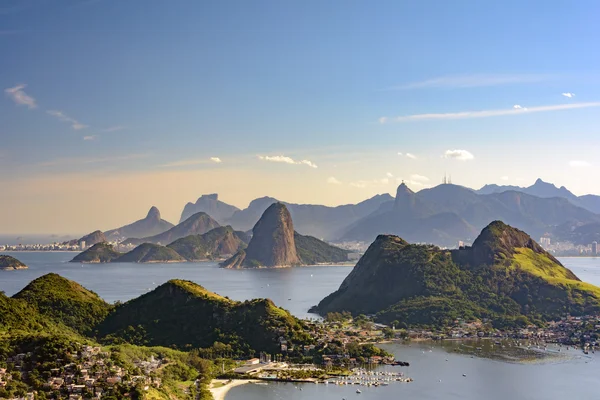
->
179, 194, 240, 224
222, 203, 301, 268
71, 243, 122, 263
314, 221, 600, 327
0, 255, 28, 270
123, 212, 220, 246
221, 203, 349, 268
105, 206, 174, 241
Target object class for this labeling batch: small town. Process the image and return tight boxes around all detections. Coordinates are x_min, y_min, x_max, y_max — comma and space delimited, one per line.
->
0, 344, 164, 400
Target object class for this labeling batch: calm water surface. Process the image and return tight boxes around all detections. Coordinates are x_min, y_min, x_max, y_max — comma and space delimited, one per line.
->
1, 253, 600, 400
0, 252, 352, 319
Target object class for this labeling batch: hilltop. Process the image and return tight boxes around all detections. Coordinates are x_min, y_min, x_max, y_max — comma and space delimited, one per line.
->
70, 242, 122, 263
167, 226, 249, 260
13, 273, 112, 335
221, 203, 349, 268
179, 194, 240, 224
123, 212, 220, 246
342, 182, 600, 246
314, 221, 600, 328
105, 206, 174, 241
97, 279, 311, 353
0, 255, 28, 270
115, 243, 186, 263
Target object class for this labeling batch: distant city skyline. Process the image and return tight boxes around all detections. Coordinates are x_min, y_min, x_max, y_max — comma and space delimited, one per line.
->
2, 0, 600, 233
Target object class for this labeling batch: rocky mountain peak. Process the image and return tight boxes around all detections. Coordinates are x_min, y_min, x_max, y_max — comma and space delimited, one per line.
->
146, 206, 161, 220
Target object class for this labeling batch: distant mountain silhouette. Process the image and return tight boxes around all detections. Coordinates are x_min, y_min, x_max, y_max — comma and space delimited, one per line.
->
478, 178, 600, 214
123, 212, 220, 246
221, 193, 393, 240
179, 194, 240, 224
342, 183, 600, 246
105, 206, 174, 240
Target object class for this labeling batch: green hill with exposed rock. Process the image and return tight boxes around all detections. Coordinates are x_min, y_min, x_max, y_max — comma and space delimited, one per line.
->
313, 221, 600, 328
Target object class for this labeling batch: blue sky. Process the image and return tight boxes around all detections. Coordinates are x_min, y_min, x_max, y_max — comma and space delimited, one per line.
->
2, 0, 600, 233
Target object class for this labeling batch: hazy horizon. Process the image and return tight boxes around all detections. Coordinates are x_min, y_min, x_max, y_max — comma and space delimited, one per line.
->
3, 1, 600, 234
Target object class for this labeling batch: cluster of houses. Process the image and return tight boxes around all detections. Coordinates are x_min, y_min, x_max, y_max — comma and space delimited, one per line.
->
2, 344, 165, 400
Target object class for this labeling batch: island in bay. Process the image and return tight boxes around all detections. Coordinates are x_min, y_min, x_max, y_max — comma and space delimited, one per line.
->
0, 255, 28, 271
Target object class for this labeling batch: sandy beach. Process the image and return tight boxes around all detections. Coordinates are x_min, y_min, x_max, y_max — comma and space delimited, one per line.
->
209, 379, 260, 400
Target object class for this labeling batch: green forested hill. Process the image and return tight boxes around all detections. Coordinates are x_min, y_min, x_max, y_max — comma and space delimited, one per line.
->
314, 221, 600, 328
13, 273, 113, 335
97, 279, 312, 354
71, 242, 122, 263
115, 243, 186, 263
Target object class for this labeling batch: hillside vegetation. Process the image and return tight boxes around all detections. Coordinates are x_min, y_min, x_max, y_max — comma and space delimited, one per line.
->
97, 279, 312, 354
315, 221, 600, 328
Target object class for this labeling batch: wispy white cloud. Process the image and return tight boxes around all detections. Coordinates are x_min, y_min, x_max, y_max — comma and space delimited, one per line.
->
327, 176, 342, 185
4, 84, 37, 108
513, 104, 523, 109
47, 110, 87, 130
444, 149, 474, 161
378, 117, 388, 124
410, 174, 429, 182
381, 102, 600, 123
500, 176, 509, 181
569, 160, 591, 168
388, 73, 553, 90
83, 135, 97, 141
562, 92, 575, 98
398, 152, 417, 159
210, 157, 222, 163
386, 172, 394, 178
257, 155, 318, 169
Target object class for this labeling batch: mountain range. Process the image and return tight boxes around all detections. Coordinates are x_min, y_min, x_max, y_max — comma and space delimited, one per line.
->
313, 221, 600, 328
341, 182, 600, 246
478, 178, 600, 214
221, 203, 350, 268
182, 193, 393, 240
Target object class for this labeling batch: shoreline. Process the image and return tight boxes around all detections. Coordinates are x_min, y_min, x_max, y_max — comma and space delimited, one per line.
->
209, 379, 260, 400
